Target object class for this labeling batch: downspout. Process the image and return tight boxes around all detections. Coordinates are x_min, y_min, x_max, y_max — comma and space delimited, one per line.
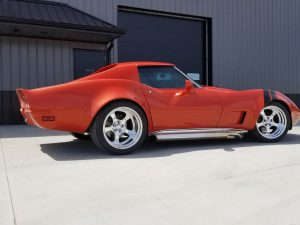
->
106, 41, 114, 65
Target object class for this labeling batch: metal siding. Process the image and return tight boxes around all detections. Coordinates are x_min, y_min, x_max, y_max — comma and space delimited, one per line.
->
2, 38, 11, 90
0, 0, 122, 33
0, 36, 105, 90
1, 0, 299, 94
0, 38, 3, 90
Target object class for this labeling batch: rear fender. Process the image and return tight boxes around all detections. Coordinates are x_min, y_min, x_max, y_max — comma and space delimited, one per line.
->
88, 80, 153, 133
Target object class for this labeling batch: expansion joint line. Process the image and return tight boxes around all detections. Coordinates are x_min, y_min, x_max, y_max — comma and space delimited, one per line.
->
0, 137, 17, 225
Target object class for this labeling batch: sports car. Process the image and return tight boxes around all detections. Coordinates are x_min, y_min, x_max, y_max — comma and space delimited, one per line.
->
16, 61, 300, 154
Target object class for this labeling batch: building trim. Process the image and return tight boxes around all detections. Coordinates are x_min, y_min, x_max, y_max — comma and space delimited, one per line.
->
0, 0, 125, 44
118, 5, 210, 22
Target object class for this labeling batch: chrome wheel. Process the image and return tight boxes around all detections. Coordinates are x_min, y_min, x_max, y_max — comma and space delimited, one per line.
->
102, 107, 143, 150
256, 105, 287, 140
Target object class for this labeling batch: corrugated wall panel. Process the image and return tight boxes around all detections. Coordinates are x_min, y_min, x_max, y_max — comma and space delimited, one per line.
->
2, 38, 11, 90
0, 36, 105, 90
0, 38, 4, 90
1, 0, 300, 94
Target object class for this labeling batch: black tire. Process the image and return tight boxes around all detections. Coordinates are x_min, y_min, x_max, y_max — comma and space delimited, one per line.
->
251, 102, 291, 142
90, 101, 148, 155
71, 132, 91, 140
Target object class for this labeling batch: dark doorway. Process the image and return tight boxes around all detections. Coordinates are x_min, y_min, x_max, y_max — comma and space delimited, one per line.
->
74, 49, 107, 79
0, 91, 24, 124
118, 7, 212, 85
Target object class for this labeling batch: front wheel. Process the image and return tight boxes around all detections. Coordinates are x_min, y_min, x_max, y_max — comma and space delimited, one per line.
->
251, 102, 291, 142
90, 101, 147, 154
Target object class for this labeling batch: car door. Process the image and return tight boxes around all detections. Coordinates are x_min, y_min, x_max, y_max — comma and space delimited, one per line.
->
138, 66, 223, 131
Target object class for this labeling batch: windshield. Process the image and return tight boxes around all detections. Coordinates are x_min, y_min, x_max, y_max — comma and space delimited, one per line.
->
174, 67, 201, 88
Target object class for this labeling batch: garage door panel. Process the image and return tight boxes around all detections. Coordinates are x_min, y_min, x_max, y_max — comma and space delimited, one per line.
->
118, 10, 206, 84
0, 91, 24, 124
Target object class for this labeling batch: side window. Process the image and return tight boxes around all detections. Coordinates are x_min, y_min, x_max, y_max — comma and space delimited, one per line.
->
138, 66, 187, 88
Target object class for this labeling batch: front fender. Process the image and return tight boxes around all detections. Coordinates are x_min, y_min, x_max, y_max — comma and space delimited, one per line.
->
264, 90, 300, 127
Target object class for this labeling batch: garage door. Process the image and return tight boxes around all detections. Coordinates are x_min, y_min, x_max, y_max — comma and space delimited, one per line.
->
0, 91, 23, 125
74, 49, 107, 79
118, 8, 211, 85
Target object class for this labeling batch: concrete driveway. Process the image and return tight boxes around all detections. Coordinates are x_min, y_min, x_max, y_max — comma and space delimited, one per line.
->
1, 125, 300, 225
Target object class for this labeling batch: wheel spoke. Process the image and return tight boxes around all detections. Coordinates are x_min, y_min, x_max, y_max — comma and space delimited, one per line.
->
110, 112, 117, 122
123, 129, 136, 138
266, 126, 273, 133
256, 122, 265, 128
269, 110, 276, 119
104, 126, 113, 134
122, 114, 131, 123
270, 122, 279, 128
260, 110, 268, 120
113, 133, 120, 145
128, 130, 136, 138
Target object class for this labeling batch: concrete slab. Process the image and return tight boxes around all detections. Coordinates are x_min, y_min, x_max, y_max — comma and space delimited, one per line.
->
1, 125, 300, 225
0, 129, 15, 225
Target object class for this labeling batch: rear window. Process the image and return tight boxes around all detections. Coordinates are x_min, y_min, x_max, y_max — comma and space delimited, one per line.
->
138, 66, 187, 89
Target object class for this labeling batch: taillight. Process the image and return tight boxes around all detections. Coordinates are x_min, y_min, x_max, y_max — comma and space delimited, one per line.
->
16, 89, 30, 110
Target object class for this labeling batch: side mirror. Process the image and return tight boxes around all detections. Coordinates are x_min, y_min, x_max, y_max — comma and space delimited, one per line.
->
185, 80, 194, 92
175, 80, 194, 96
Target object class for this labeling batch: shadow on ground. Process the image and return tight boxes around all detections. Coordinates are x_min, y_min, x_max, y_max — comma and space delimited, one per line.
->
0, 125, 67, 138
40, 134, 300, 161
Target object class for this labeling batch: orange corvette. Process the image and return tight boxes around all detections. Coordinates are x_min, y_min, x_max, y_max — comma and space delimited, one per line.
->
17, 61, 300, 154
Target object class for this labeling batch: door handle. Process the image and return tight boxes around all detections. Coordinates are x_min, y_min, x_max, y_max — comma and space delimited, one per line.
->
148, 89, 152, 94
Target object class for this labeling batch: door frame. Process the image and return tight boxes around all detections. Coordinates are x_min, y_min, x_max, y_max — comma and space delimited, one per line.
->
118, 6, 213, 85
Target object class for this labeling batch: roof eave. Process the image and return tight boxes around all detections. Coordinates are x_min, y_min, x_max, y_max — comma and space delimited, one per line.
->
0, 21, 124, 43
0, 16, 125, 35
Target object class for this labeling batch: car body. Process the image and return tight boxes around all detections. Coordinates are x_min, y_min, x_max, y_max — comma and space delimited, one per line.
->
16, 61, 300, 154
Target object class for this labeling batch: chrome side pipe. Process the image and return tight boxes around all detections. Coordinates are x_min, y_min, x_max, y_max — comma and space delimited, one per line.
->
153, 128, 248, 141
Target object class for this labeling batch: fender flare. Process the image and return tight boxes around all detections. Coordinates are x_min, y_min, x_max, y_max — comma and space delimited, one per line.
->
86, 82, 154, 133
264, 89, 293, 129
264, 90, 291, 113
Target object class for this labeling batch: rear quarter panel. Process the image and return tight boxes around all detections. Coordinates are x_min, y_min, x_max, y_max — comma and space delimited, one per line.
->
88, 79, 152, 132
28, 79, 152, 133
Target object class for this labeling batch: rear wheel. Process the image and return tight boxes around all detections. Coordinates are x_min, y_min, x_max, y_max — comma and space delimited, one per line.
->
251, 102, 291, 142
90, 101, 147, 154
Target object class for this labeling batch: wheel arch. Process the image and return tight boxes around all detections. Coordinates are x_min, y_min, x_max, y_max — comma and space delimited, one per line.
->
86, 98, 153, 134
269, 100, 292, 129
264, 90, 292, 129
